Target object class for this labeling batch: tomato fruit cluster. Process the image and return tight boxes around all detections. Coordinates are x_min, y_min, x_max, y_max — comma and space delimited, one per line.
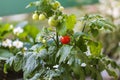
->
32, 13, 46, 21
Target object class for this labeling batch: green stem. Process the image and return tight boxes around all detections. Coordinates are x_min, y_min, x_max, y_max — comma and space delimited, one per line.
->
56, 31, 59, 48
56, 32, 59, 48
52, 37, 57, 46
82, 21, 86, 32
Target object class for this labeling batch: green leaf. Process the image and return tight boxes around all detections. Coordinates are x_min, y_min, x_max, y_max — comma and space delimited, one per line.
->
106, 68, 118, 79
96, 72, 103, 80
13, 53, 23, 71
24, 25, 40, 39
94, 19, 114, 31
88, 66, 102, 80
48, 46, 57, 55
29, 72, 42, 80
67, 56, 74, 65
91, 28, 99, 37
100, 20, 115, 31
44, 69, 62, 80
66, 14, 76, 30
76, 37, 87, 52
30, 43, 43, 51
6, 56, 14, 67
0, 49, 13, 58
56, 45, 73, 64
23, 53, 39, 74
62, 71, 73, 80
72, 65, 85, 80
0, 24, 12, 37
81, 14, 114, 31
57, 22, 67, 35
73, 32, 88, 39
98, 61, 105, 72
2, 24, 11, 31
26, 1, 40, 8
88, 41, 102, 56
111, 61, 120, 69
84, 66, 91, 75
18, 32, 28, 39
37, 49, 48, 59
79, 68, 85, 80
0, 57, 7, 61
22, 52, 33, 69
77, 51, 88, 63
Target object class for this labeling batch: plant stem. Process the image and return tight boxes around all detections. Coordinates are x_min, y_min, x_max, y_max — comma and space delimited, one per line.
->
52, 37, 57, 46
56, 31, 59, 48
82, 21, 86, 32
51, 29, 59, 48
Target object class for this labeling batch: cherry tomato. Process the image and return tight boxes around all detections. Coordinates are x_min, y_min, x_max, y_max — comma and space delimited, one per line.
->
51, 1, 61, 9
42, 39, 46, 43
39, 14, 46, 20
59, 6, 64, 11
48, 16, 58, 27
32, 13, 39, 20
60, 36, 70, 44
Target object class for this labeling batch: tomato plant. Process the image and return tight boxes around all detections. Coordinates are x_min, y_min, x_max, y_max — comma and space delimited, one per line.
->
4, 0, 120, 80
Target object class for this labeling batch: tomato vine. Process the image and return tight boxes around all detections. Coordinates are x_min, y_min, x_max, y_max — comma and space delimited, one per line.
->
4, 0, 120, 80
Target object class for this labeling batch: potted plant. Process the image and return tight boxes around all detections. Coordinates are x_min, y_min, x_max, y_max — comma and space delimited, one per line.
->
3, 0, 120, 80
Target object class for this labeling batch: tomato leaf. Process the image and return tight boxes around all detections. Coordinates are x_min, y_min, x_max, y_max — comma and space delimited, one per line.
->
56, 45, 73, 64
88, 41, 102, 56
106, 68, 118, 79
23, 53, 39, 76
66, 14, 76, 30
57, 21, 67, 35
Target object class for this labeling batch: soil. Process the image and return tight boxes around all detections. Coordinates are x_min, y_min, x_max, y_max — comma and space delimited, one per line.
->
0, 61, 23, 80
0, 70, 23, 80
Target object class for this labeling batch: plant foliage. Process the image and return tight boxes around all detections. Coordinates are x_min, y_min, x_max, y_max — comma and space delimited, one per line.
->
4, 0, 120, 80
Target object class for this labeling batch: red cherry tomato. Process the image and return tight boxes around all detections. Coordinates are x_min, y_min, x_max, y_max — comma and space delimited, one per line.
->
60, 36, 70, 44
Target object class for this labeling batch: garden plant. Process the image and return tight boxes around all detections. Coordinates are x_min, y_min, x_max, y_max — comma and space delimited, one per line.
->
1, 0, 120, 80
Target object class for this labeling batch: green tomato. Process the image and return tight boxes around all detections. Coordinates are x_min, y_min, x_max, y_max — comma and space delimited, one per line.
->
48, 16, 58, 27
32, 13, 39, 20
39, 14, 46, 20
42, 39, 46, 43
52, 1, 61, 9
59, 6, 64, 11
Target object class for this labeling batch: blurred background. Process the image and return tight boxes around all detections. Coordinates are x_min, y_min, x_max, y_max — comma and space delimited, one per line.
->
0, 0, 120, 80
